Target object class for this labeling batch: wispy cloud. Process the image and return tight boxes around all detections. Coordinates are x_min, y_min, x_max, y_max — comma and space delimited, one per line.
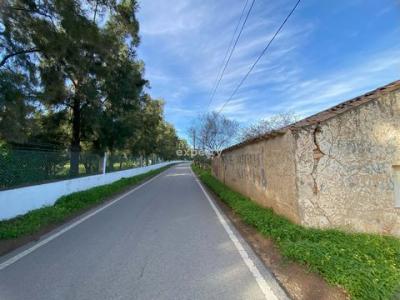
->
272, 47, 400, 116
137, 0, 400, 137
138, 0, 208, 36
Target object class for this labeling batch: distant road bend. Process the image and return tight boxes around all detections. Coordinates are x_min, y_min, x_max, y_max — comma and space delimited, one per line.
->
0, 163, 288, 300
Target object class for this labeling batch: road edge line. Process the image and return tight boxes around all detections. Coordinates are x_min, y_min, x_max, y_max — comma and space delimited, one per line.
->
0, 166, 172, 271
191, 168, 279, 300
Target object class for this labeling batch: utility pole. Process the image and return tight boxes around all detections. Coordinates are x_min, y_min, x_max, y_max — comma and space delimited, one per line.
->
188, 126, 196, 151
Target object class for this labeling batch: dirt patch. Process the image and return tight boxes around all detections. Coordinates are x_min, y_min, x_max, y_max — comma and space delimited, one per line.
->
209, 188, 349, 300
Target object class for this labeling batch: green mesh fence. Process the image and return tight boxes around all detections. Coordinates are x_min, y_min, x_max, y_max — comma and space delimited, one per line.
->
0, 147, 164, 190
105, 154, 162, 173
0, 148, 102, 190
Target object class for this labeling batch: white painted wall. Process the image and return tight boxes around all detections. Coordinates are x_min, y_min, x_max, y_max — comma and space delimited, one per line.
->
0, 161, 181, 220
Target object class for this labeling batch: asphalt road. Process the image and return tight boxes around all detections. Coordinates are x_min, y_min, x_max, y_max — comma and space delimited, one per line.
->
0, 163, 288, 300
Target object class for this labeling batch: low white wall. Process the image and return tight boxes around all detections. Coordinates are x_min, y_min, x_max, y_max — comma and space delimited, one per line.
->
0, 161, 181, 221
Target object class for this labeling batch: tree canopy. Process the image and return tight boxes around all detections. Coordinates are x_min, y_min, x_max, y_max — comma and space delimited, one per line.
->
0, 0, 185, 176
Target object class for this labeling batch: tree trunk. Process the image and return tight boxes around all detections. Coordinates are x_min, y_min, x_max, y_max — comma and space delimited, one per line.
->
70, 98, 81, 177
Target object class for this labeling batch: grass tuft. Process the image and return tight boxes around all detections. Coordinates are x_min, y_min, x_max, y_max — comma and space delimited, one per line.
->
0, 165, 172, 240
192, 165, 400, 300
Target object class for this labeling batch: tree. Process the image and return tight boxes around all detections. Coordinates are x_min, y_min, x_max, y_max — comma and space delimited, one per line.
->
87, 60, 146, 156
239, 112, 298, 142
127, 95, 163, 162
0, 0, 186, 182
175, 138, 191, 160
0, 0, 146, 176
156, 122, 179, 160
0, 70, 35, 144
197, 112, 239, 154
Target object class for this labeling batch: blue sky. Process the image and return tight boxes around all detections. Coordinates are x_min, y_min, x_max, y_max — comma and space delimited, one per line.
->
136, 0, 400, 140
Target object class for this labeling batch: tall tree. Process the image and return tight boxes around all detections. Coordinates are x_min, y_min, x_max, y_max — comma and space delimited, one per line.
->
0, 70, 35, 144
156, 122, 179, 160
1, 0, 186, 183
0, 0, 146, 175
128, 95, 163, 162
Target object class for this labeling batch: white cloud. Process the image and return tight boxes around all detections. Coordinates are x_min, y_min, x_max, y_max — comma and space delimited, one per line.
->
137, 0, 400, 134
272, 48, 400, 116
166, 106, 198, 117
138, 0, 207, 36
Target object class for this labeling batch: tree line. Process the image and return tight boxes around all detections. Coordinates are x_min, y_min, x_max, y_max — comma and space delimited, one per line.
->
0, 0, 186, 177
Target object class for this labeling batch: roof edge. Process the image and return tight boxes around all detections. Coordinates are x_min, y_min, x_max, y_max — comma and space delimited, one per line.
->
220, 79, 400, 154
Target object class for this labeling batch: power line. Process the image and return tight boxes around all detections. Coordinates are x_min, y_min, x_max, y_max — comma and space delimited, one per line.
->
218, 0, 301, 114
206, 0, 256, 111
207, 0, 249, 110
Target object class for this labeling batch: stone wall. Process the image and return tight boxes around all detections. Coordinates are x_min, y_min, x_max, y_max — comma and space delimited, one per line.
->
212, 131, 301, 223
212, 84, 400, 236
295, 89, 400, 235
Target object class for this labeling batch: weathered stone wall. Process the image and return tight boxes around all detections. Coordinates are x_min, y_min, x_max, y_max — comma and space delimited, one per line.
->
212, 132, 301, 223
295, 90, 400, 235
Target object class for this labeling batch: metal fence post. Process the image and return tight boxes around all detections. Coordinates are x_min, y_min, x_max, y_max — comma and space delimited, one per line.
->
103, 152, 107, 174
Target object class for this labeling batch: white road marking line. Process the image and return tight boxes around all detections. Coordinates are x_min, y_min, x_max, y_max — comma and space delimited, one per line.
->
191, 168, 279, 300
0, 169, 169, 271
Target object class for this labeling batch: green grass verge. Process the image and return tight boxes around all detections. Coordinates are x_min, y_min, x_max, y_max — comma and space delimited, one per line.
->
0, 165, 173, 240
192, 165, 400, 300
